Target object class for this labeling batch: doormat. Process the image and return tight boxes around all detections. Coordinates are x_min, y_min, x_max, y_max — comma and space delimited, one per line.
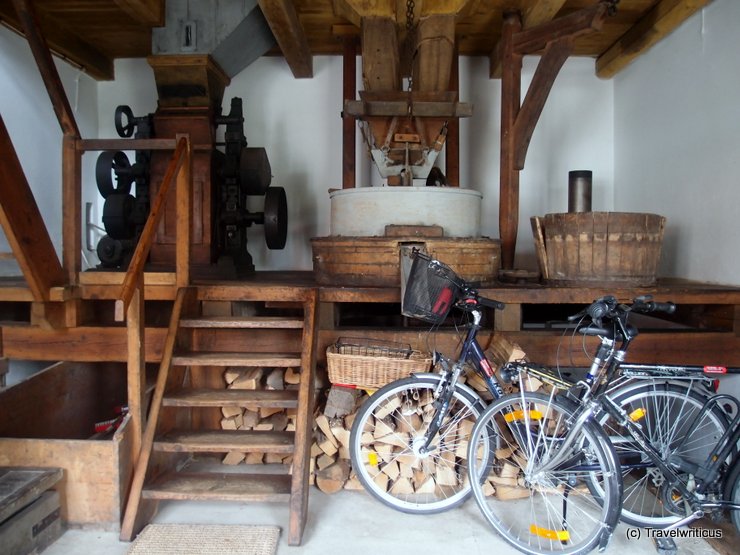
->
127, 524, 280, 555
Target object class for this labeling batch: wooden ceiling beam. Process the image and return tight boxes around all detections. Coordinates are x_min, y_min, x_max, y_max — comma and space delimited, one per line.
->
258, 0, 313, 78
0, 1, 113, 81
113, 0, 165, 26
490, 0, 567, 78
596, 0, 712, 78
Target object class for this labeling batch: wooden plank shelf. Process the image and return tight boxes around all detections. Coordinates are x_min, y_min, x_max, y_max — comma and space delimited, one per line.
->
142, 472, 292, 502
154, 430, 295, 454
172, 352, 302, 367
179, 316, 304, 329
162, 389, 298, 408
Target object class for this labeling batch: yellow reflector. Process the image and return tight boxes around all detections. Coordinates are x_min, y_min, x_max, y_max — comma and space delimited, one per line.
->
504, 409, 543, 423
530, 524, 570, 542
629, 407, 646, 421
367, 452, 379, 466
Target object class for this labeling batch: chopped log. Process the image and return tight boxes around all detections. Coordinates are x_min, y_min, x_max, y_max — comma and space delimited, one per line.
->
284, 367, 301, 385
344, 411, 357, 430
324, 384, 361, 418
260, 406, 284, 418
221, 405, 243, 418
495, 485, 532, 500
262, 453, 284, 464
415, 477, 436, 494
316, 460, 350, 494
344, 473, 365, 491
372, 471, 389, 493
222, 451, 245, 465
266, 411, 288, 431
265, 367, 286, 390
373, 417, 395, 438
318, 437, 339, 457
482, 480, 496, 496
501, 461, 520, 478
220, 414, 242, 430
374, 442, 395, 463
316, 414, 339, 448
245, 452, 264, 464
242, 409, 260, 428
396, 411, 422, 433
253, 421, 274, 431
317, 453, 336, 471
373, 395, 401, 419
228, 368, 263, 390
373, 433, 409, 449
389, 477, 414, 495
381, 460, 401, 481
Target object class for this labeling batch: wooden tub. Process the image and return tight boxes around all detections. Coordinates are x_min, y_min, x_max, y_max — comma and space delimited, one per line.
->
531, 212, 666, 286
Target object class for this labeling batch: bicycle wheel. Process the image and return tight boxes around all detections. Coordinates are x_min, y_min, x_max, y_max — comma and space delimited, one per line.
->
597, 382, 730, 528
467, 391, 622, 555
349, 374, 488, 513
725, 460, 740, 533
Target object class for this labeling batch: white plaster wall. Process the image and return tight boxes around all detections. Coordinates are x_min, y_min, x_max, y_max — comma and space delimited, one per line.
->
0, 25, 98, 272
461, 56, 614, 269
614, 0, 740, 286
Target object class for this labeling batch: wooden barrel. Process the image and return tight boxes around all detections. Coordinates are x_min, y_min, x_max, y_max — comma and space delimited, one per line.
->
531, 212, 666, 286
311, 236, 501, 287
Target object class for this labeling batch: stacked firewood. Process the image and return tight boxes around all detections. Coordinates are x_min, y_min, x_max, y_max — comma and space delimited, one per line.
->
219, 366, 302, 466
217, 336, 548, 502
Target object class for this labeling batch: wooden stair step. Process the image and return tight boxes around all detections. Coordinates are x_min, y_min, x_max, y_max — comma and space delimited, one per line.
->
142, 472, 292, 502
154, 430, 295, 454
180, 316, 304, 329
172, 352, 302, 367
163, 388, 299, 408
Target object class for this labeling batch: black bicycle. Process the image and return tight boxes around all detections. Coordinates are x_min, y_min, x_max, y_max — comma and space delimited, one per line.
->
466, 295, 740, 554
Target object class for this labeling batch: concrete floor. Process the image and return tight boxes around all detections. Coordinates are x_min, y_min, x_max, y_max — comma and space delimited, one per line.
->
43, 489, 718, 555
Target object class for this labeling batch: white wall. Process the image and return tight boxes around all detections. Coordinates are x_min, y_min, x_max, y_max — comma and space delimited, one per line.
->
614, 0, 740, 285
461, 56, 614, 269
0, 26, 98, 272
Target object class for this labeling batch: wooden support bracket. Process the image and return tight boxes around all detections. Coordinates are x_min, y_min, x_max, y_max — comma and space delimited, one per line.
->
498, 3, 610, 269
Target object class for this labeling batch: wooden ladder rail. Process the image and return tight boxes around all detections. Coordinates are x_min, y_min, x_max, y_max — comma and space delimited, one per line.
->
289, 287, 319, 545
120, 286, 197, 541
75, 134, 192, 460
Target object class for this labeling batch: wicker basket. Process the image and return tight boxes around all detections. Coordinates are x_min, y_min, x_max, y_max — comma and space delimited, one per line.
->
326, 339, 432, 389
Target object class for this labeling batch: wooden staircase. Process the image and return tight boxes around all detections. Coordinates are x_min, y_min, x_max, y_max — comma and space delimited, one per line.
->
120, 286, 318, 545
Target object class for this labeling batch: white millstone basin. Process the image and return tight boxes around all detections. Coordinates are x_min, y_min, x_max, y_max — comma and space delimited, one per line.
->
330, 187, 482, 238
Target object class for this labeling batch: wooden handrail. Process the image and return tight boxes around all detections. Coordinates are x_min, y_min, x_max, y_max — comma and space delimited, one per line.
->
115, 136, 190, 321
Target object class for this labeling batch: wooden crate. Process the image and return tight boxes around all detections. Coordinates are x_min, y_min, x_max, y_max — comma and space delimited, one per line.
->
311, 236, 501, 286
531, 212, 666, 286
0, 362, 133, 530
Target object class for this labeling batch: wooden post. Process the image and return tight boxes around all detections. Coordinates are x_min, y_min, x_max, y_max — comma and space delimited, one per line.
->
342, 38, 357, 189
175, 134, 192, 287
10, 0, 80, 138
446, 48, 460, 187
126, 280, 145, 460
499, 12, 522, 270
63, 135, 82, 285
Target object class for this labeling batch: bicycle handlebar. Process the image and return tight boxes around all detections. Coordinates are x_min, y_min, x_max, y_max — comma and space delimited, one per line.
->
569, 294, 676, 327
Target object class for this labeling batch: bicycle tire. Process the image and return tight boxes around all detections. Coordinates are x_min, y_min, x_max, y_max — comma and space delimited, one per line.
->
467, 391, 622, 555
596, 382, 730, 528
349, 374, 488, 514
724, 459, 740, 533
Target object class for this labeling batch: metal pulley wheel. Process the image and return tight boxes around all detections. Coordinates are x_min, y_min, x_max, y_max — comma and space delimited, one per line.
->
102, 193, 136, 239
96, 150, 134, 198
115, 105, 136, 137
263, 186, 287, 249
240, 147, 272, 196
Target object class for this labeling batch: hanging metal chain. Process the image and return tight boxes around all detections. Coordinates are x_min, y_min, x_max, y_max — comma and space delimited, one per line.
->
405, 0, 416, 93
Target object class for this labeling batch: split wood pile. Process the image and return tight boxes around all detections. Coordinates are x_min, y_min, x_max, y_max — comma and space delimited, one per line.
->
216, 336, 550, 501
218, 366, 301, 466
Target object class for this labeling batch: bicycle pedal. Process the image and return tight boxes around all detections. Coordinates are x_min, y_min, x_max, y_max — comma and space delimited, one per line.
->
652, 537, 677, 555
